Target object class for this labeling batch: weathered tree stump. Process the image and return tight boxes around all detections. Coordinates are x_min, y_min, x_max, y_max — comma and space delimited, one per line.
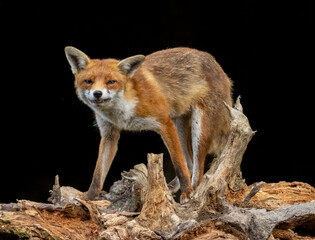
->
137, 153, 180, 234
1, 97, 314, 240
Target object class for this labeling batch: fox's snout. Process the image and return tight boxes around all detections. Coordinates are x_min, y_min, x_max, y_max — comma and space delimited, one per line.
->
92, 90, 111, 104
88, 89, 111, 101
77, 88, 114, 106
93, 90, 103, 99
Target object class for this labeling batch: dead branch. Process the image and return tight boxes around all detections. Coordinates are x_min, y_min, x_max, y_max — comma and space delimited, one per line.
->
243, 181, 265, 203
220, 199, 315, 240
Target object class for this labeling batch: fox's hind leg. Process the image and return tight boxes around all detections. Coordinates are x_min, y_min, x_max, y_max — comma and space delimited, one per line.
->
168, 114, 193, 193
191, 105, 212, 189
173, 114, 193, 173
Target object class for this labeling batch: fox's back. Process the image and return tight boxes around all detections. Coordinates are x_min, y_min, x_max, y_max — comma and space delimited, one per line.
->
138, 48, 232, 117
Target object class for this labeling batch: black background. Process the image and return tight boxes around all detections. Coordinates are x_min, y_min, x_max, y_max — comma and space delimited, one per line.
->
0, 1, 314, 203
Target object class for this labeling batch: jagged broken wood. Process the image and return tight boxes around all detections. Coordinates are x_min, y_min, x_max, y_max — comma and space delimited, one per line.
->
1, 97, 314, 240
243, 181, 264, 203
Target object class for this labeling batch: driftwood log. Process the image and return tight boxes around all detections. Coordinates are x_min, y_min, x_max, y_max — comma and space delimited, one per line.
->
1, 97, 314, 240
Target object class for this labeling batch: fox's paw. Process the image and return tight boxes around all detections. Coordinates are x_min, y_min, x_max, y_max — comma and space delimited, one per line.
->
180, 188, 194, 204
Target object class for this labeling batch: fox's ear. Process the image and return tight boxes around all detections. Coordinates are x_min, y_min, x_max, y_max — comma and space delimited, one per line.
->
118, 55, 145, 77
65, 46, 90, 74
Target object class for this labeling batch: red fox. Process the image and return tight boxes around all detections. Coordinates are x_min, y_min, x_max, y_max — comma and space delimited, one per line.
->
65, 47, 232, 203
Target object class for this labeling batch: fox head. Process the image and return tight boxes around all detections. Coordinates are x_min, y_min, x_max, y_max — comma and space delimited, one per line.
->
65, 46, 145, 109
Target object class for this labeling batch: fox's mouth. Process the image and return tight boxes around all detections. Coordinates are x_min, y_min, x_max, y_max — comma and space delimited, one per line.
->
91, 98, 111, 104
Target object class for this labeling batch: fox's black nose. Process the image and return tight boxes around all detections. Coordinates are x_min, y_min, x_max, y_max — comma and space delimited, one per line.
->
93, 90, 103, 99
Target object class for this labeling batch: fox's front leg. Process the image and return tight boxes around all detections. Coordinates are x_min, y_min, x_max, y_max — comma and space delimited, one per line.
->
160, 117, 194, 204
85, 124, 120, 200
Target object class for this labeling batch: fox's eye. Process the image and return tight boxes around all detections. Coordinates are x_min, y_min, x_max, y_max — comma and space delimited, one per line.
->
107, 80, 116, 85
84, 79, 93, 84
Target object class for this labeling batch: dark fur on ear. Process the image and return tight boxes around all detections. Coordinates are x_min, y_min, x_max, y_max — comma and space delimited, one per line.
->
65, 46, 90, 74
118, 55, 145, 77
